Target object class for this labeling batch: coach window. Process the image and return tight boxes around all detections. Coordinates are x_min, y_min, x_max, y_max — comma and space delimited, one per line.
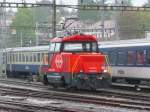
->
147, 50, 150, 64
33, 54, 36, 62
13, 53, 15, 62
26, 55, 29, 62
6, 53, 8, 63
7, 53, 9, 62
19, 53, 21, 62
117, 51, 126, 65
12, 53, 15, 62
37, 53, 41, 62
127, 51, 135, 65
16, 53, 18, 62
136, 50, 144, 65
109, 52, 117, 65
2, 52, 5, 64
22, 54, 24, 62
30, 53, 32, 62
102, 52, 108, 55
9, 53, 11, 62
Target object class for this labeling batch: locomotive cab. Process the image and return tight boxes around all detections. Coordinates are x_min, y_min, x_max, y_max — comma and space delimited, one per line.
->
41, 34, 111, 89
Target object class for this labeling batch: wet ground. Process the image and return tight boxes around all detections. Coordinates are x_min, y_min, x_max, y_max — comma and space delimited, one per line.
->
0, 95, 147, 112
0, 78, 148, 112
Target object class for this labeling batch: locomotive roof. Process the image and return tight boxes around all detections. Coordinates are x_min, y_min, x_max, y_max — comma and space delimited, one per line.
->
50, 34, 97, 42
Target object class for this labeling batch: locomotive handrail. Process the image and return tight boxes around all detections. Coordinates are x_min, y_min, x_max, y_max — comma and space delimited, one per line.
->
105, 55, 112, 75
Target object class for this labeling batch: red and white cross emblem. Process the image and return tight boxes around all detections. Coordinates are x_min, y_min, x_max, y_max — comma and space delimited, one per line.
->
55, 55, 63, 68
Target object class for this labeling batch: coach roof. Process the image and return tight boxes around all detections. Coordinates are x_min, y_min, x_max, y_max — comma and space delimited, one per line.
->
50, 34, 97, 42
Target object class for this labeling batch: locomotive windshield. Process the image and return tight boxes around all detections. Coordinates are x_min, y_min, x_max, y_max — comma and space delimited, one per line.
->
62, 42, 98, 52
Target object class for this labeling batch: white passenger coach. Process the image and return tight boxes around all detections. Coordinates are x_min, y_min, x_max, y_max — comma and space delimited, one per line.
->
99, 38, 150, 84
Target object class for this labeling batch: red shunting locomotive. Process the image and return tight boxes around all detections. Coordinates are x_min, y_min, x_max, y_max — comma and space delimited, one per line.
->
40, 34, 111, 90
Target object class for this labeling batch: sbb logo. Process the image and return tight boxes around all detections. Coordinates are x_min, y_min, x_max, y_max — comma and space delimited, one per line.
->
55, 55, 63, 68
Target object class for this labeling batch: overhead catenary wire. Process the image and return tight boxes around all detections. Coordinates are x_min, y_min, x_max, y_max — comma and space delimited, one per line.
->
0, 2, 150, 12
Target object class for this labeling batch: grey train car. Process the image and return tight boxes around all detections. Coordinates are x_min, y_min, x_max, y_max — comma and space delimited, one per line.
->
2, 46, 49, 79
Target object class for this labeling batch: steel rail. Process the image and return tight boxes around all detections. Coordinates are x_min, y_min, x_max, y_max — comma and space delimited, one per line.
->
0, 84, 150, 111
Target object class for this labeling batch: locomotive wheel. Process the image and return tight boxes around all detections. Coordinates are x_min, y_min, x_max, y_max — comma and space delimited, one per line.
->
42, 74, 49, 85
51, 84, 58, 88
101, 78, 111, 88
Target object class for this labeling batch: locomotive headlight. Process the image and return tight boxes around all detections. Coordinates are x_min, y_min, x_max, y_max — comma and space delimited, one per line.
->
103, 69, 108, 73
80, 70, 83, 73
102, 65, 107, 73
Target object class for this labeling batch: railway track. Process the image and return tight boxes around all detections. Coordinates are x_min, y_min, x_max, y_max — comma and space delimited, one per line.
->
0, 78, 47, 89
0, 83, 150, 111
0, 78, 150, 111
0, 98, 83, 112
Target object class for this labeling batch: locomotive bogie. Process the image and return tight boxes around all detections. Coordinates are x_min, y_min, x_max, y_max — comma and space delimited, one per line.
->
44, 72, 111, 89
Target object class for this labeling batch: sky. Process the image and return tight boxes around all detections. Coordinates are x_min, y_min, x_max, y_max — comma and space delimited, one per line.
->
0, 0, 148, 6
132, 0, 147, 6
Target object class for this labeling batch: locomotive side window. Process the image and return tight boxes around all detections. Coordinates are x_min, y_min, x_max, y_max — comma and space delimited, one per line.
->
83, 43, 90, 51
49, 43, 61, 52
55, 43, 61, 52
136, 50, 144, 65
92, 42, 97, 52
49, 43, 55, 52
117, 51, 126, 65
127, 51, 135, 65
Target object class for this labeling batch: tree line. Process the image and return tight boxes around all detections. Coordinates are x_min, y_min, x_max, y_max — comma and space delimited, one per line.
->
9, 0, 150, 47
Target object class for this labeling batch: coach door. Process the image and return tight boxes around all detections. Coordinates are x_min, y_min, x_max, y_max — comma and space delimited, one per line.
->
0, 50, 6, 77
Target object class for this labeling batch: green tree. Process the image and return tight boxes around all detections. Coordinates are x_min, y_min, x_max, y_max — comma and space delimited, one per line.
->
33, 0, 52, 23
113, 0, 146, 39
11, 8, 35, 47
139, 1, 150, 32
33, 0, 62, 24
116, 11, 145, 39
